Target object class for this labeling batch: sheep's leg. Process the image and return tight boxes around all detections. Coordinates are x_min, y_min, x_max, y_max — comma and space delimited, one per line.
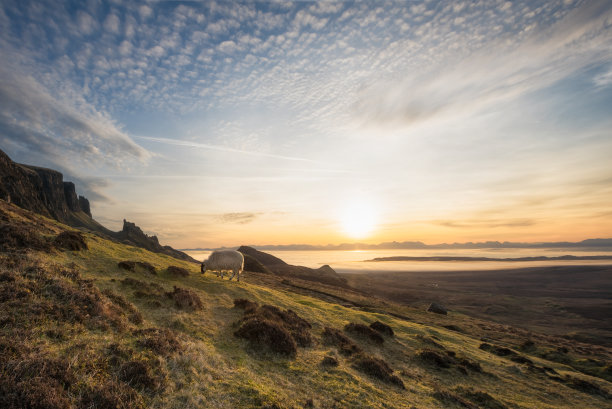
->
237, 270, 241, 282
229, 268, 237, 281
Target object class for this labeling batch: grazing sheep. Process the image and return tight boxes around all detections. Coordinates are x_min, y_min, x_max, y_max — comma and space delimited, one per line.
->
202, 250, 244, 282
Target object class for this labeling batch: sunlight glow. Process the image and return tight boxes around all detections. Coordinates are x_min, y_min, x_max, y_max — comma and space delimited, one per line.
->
339, 201, 378, 239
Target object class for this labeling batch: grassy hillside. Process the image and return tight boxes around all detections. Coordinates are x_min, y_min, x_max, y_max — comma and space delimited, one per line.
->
1, 200, 611, 409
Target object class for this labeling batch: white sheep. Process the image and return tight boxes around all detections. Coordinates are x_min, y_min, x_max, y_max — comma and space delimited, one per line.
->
201, 250, 244, 282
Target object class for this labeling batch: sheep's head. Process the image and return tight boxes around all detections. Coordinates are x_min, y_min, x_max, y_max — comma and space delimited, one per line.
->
201, 262, 206, 273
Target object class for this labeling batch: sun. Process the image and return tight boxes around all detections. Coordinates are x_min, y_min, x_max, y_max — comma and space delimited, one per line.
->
339, 201, 378, 239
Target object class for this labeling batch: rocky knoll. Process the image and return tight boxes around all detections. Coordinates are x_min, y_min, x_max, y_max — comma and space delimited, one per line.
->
116, 220, 195, 262
0, 148, 195, 263
237, 245, 348, 287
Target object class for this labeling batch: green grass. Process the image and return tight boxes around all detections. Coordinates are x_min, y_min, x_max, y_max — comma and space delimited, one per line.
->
2, 200, 612, 408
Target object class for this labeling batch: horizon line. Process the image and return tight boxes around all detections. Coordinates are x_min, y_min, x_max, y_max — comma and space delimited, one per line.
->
179, 237, 612, 251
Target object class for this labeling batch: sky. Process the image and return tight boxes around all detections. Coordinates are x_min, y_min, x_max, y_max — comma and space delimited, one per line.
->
1, 0, 611, 249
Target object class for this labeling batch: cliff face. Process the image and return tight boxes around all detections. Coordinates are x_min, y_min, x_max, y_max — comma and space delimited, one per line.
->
0, 150, 86, 222
0, 148, 196, 263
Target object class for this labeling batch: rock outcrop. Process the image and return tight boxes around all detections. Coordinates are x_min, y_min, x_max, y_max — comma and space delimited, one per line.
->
0, 148, 196, 263
115, 220, 195, 262
427, 302, 448, 315
237, 245, 348, 287
237, 245, 288, 266
0, 151, 102, 233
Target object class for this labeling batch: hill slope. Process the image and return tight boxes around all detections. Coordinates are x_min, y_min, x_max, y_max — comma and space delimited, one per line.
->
1, 199, 611, 409
0, 148, 195, 262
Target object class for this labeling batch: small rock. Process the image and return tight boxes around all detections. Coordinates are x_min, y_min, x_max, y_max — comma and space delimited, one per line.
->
427, 302, 448, 315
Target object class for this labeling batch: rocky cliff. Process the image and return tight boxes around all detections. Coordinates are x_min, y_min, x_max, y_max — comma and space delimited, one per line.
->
0, 150, 93, 226
0, 148, 196, 263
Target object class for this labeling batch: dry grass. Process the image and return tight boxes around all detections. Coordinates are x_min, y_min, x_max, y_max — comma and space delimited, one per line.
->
2, 200, 612, 409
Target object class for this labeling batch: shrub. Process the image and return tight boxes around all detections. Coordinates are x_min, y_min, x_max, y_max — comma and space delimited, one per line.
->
550, 375, 612, 399
353, 354, 405, 389
458, 357, 483, 373
321, 355, 339, 367
102, 288, 143, 325
0, 222, 51, 252
118, 261, 156, 275
165, 286, 203, 311
370, 321, 394, 337
135, 327, 182, 356
322, 327, 361, 356
167, 265, 189, 277
454, 386, 508, 409
118, 360, 165, 393
118, 261, 137, 271
234, 303, 313, 356
417, 349, 454, 368
256, 305, 312, 347
0, 356, 75, 409
53, 231, 87, 251
234, 317, 297, 356
433, 388, 477, 408
234, 298, 259, 313
344, 323, 384, 344
80, 379, 145, 409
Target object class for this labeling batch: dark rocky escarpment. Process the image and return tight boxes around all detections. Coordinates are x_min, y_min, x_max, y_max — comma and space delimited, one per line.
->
238, 245, 348, 287
0, 150, 76, 222
0, 148, 195, 262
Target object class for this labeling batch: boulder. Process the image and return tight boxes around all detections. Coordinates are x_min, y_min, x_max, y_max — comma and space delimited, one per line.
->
427, 302, 448, 315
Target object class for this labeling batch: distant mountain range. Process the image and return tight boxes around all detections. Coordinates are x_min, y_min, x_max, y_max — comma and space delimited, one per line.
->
183, 238, 612, 252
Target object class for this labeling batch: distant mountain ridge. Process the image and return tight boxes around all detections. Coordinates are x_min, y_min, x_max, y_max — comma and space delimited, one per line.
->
0, 148, 196, 263
184, 238, 612, 252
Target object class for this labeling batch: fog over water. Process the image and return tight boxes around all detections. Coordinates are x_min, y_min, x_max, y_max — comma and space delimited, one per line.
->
185, 248, 612, 273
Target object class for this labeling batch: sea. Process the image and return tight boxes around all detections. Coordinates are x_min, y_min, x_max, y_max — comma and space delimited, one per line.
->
183, 247, 612, 273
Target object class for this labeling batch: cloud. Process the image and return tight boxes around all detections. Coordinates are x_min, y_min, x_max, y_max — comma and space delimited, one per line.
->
0, 62, 151, 172
593, 66, 612, 87
433, 219, 537, 229
135, 135, 317, 163
77, 11, 98, 35
217, 212, 260, 224
138, 5, 153, 20
66, 174, 112, 204
103, 13, 120, 34
354, 0, 612, 127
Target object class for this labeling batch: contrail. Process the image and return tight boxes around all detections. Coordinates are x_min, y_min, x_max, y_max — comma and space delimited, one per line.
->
135, 135, 317, 163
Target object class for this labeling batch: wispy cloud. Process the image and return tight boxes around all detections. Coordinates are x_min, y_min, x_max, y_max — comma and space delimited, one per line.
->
217, 212, 261, 225
433, 219, 537, 229
0, 62, 150, 171
354, 0, 612, 127
135, 135, 317, 163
